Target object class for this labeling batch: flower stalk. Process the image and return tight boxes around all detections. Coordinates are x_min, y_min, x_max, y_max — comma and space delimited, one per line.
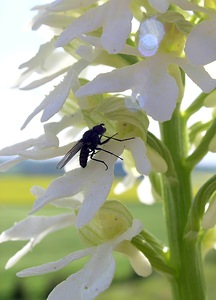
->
160, 104, 206, 300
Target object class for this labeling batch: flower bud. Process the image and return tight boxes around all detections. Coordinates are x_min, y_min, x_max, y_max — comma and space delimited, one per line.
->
79, 200, 133, 246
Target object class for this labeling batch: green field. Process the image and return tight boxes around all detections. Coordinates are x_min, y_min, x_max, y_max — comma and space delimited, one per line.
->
0, 172, 216, 299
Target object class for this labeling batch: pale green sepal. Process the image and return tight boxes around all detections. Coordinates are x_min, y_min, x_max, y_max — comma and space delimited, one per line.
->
146, 146, 168, 173
132, 234, 174, 276
202, 194, 216, 229
146, 131, 178, 177
159, 11, 193, 35
202, 226, 216, 255
116, 241, 152, 277
168, 64, 185, 104
185, 175, 216, 235
79, 200, 133, 246
209, 134, 216, 152
204, 89, 216, 107
186, 119, 216, 168
82, 96, 149, 140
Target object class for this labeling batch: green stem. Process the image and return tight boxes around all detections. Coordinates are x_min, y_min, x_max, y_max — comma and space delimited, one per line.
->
160, 104, 206, 300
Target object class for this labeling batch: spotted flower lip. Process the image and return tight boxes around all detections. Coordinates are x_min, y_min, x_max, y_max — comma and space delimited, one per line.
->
16, 219, 152, 300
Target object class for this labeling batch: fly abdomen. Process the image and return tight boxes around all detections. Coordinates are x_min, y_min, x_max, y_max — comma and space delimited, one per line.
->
79, 145, 89, 168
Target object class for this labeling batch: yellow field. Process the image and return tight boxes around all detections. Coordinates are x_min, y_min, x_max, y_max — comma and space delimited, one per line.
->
0, 176, 55, 204
0, 175, 139, 204
0, 170, 214, 205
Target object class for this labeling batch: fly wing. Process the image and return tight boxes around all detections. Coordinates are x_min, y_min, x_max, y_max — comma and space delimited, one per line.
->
57, 140, 83, 169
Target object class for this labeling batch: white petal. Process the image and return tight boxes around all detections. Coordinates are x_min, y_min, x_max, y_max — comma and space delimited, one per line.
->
0, 139, 36, 155
148, 0, 169, 13
47, 246, 115, 300
114, 173, 136, 195
76, 64, 135, 97
20, 67, 69, 90
21, 67, 74, 129
137, 177, 155, 205
118, 241, 152, 277
0, 132, 59, 162
1, 214, 75, 268
5, 240, 39, 269
41, 60, 89, 122
126, 138, 151, 175
48, 0, 98, 11
32, 8, 73, 30
17, 248, 95, 277
31, 170, 85, 213
113, 219, 143, 248
31, 140, 119, 223
76, 168, 114, 227
52, 196, 82, 209
19, 39, 55, 70
0, 118, 72, 165
76, 141, 119, 227
185, 17, 216, 65
76, 57, 178, 121
0, 214, 74, 242
56, 4, 106, 47
135, 58, 178, 121
30, 185, 45, 198
101, 0, 132, 54
15, 39, 56, 87
178, 58, 216, 93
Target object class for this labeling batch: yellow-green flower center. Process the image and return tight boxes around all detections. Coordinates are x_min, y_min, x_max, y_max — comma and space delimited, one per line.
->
79, 200, 133, 246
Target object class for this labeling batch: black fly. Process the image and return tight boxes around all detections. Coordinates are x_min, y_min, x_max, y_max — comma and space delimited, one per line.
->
57, 123, 134, 170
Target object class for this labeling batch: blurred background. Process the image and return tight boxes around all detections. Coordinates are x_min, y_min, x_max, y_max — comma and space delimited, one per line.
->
0, 1, 216, 300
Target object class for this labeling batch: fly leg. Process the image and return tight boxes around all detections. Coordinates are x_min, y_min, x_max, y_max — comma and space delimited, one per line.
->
100, 134, 134, 145
90, 147, 124, 170
89, 149, 109, 170
95, 147, 123, 161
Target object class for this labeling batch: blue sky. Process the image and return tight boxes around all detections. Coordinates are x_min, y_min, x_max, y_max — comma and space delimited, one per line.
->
0, 0, 49, 149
